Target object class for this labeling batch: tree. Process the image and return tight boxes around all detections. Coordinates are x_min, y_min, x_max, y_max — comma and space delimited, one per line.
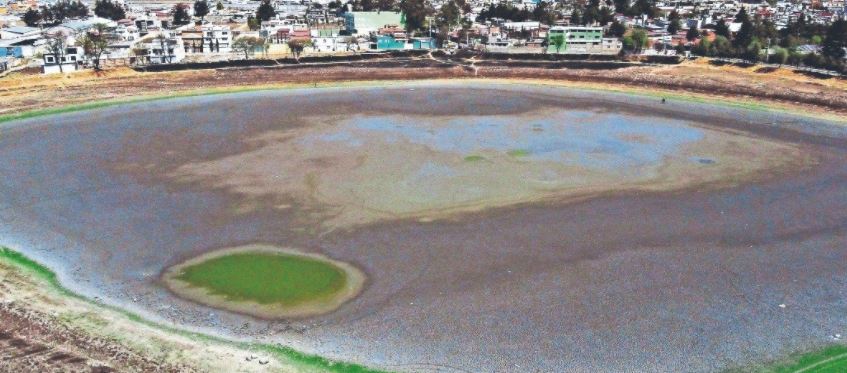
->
172, 3, 191, 25
437, 0, 460, 27
77, 23, 112, 70
233, 36, 264, 59
743, 39, 762, 62
733, 17, 754, 50
39, 1, 89, 25
550, 34, 565, 53
287, 39, 310, 59
613, 0, 628, 14
45, 30, 68, 73
377, 0, 395, 11
608, 20, 626, 37
532, 1, 556, 25
631, 28, 648, 53
686, 24, 699, 41
622, 35, 634, 51
734, 7, 749, 23
714, 19, 730, 39
822, 19, 846, 61
629, 0, 658, 18
771, 46, 788, 66
712, 35, 731, 57
256, 0, 275, 22
23, 8, 41, 27
666, 10, 681, 35
693, 37, 710, 56
216, 1, 223, 10
247, 15, 260, 30
399, 0, 431, 34
667, 19, 679, 35
94, 0, 125, 21
193, 0, 209, 22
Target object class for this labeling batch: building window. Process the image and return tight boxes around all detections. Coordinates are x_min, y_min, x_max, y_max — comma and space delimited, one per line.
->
45, 56, 55, 63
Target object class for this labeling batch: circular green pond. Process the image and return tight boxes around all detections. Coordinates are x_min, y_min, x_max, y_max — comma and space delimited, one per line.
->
163, 245, 365, 318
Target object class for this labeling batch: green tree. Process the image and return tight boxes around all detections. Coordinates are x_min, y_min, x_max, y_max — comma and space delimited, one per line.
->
216, 1, 223, 10
686, 24, 699, 41
377, 0, 395, 11
613, 0, 628, 14
822, 19, 846, 61
233, 36, 264, 59
550, 34, 565, 53
608, 20, 626, 37
256, 0, 276, 22
193, 0, 209, 22
40, 1, 89, 25
622, 35, 634, 51
247, 15, 260, 30
714, 19, 730, 39
45, 30, 68, 73
94, 0, 125, 21
287, 39, 311, 59
629, 0, 658, 18
694, 37, 711, 56
532, 1, 556, 25
172, 3, 191, 25
77, 23, 111, 70
631, 28, 648, 53
713, 35, 731, 57
666, 10, 681, 35
743, 39, 762, 62
734, 7, 749, 23
23, 8, 41, 27
399, 0, 431, 34
437, 0, 461, 29
771, 46, 788, 66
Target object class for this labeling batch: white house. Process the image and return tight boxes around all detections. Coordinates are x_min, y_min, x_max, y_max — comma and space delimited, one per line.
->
42, 46, 85, 74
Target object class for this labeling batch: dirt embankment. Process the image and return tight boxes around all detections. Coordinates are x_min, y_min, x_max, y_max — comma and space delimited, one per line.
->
0, 58, 845, 118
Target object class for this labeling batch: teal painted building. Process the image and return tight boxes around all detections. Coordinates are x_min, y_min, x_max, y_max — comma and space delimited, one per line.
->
376, 35, 406, 50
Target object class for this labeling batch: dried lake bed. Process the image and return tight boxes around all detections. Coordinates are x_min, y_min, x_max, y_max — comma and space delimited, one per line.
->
1, 81, 846, 372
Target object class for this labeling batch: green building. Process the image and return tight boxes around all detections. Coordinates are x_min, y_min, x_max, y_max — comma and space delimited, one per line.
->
547, 26, 604, 54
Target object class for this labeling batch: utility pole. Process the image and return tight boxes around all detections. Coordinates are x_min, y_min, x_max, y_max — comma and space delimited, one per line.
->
766, 37, 771, 64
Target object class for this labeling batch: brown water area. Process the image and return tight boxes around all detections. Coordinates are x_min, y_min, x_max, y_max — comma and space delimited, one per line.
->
1, 81, 846, 372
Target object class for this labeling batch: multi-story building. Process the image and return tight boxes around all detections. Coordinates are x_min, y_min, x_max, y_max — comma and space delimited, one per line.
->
181, 24, 231, 54
547, 26, 621, 55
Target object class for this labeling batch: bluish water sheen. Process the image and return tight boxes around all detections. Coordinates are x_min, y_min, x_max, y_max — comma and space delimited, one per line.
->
306, 110, 705, 171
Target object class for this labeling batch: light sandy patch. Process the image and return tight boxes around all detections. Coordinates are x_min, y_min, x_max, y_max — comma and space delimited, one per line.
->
168, 109, 814, 229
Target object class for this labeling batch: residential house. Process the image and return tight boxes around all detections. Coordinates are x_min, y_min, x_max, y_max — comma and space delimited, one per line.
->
42, 45, 84, 74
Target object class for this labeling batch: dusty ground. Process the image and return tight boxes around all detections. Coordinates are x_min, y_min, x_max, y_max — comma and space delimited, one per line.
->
0, 57, 845, 119
1, 62, 846, 372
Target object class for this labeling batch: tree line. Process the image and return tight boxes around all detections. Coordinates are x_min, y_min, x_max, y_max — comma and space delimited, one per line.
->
692, 8, 846, 73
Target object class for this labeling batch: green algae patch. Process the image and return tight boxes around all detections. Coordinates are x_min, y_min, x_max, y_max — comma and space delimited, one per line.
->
464, 155, 486, 162
507, 149, 530, 157
755, 344, 847, 373
163, 245, 365, 318
177, 252, 345, 304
